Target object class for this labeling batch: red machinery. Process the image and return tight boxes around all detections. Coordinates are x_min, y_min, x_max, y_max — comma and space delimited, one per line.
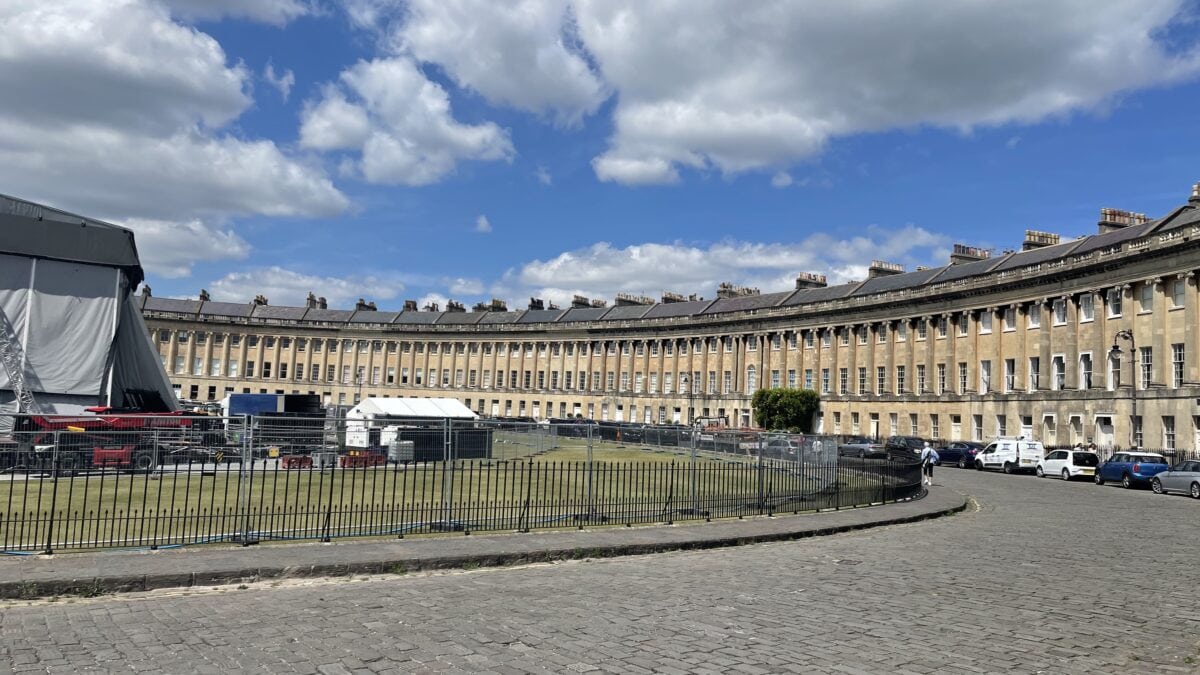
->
9, 409, 198, 473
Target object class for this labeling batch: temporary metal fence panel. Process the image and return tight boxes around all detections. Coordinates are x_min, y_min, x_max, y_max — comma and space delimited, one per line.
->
0, 414, 922, 553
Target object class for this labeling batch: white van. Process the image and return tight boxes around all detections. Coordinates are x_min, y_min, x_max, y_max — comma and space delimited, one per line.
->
974, 437, 1046, 474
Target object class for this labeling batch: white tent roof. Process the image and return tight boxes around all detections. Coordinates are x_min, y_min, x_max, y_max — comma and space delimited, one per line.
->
351, 397, 477, 419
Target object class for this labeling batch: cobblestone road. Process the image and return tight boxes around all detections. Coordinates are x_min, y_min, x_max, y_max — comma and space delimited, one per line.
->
3, 469, 1199, 674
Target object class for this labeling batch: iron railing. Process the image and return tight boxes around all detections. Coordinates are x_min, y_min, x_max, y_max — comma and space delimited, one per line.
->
0, 414, 922, 553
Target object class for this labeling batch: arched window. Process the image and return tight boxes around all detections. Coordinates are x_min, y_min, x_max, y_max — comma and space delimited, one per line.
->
746, 365, 757, 392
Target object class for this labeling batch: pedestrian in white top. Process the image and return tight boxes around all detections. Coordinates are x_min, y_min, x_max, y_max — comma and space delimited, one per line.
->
920, 442, 939, 486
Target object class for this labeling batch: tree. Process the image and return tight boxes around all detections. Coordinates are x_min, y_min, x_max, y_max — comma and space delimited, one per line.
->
751, 388, 821, 432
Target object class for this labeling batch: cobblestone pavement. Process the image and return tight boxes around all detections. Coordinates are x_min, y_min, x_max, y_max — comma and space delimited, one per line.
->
3, 469, 1198, 674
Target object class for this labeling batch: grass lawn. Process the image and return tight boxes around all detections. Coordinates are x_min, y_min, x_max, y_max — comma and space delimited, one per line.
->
1, 442, 898, 552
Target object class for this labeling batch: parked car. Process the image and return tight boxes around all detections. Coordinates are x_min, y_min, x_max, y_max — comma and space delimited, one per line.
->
883, 436, 929, 461
763, 436, 801, 460
1094, 452, 1170, 488
936, 441, 985, 469
1036, 449, 1100, 480
974, 438, 1045, 474
1150, 460, 1200, 498
838, 437, 885, 459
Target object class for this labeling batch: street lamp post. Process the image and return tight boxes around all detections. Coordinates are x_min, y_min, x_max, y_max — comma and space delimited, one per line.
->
681, 374, 700, 515
1109, 329, 1138, 448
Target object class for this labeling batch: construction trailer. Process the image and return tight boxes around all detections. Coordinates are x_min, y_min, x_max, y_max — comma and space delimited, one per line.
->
0, 193, 177, 433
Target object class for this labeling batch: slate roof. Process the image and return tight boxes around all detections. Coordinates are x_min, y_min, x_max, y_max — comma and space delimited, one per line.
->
478, 311, 525, 324
395, 311, 443, 325
143, 297, 201, 314
1070, 221, 1158, 255
252, 305, 309, 321
600, 304, 652, 320
435, 312, 484, 325
303, 308, 354, 323
780, 283, 859, 306
1158, 205, 1200, 231
198, 301, 252, 318
991, 240, 1082, 272
701, 291, 791, 315
517, 309, 568, 324
558, 307, 609, 322
932, 255, 1008, 283
644, 299, 716, 318
852, 266, 948, 296
349, 310, 400, 324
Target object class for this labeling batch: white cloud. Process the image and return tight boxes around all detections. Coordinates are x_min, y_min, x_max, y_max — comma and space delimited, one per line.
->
417, 292, 450, 311
263, 62, 295, 101
535, 166, 553, 185
122, 219, 251, 279
160, 0, 313, 25
499, 225, 952, 306
395, 0, 607, 126
0, 0, 348, 277
446, 277, 484, 295
208, 266, 403, 307
571, 0, 1200, 184
770, 171, 793, 188
591, 155, 679, 186
474, 215, 492, 233
299, 57, 514, 185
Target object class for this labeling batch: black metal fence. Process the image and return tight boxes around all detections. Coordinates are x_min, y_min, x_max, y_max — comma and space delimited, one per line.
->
0, 414, 922, 553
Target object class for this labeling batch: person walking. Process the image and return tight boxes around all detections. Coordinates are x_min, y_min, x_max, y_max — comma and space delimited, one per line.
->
920, 442, 939, 486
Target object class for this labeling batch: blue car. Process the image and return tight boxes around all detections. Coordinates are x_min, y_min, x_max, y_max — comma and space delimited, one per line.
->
1095, 452, 1170, 488
936, 441, 985, 469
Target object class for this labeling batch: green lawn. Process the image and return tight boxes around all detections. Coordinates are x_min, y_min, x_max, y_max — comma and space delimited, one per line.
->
1, 443, 898, 552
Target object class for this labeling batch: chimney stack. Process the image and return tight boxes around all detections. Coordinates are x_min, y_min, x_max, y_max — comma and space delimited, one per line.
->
590, 298, 608, 308
198, 289, 210, 302
715, 283, 760, 299
305, 292, 318, 309
528, 297, 544, 310
445, 300, 465, 312
318, 296, 327, 310
403, 300, 418, 312
422, 301, 440, 312
661, 291, 685, 304
571, 294, 592, 308
615, 293, 654, 306
867, 260, 904, 279
1190, 181, 1200, 204
252, 294, 269, 306
949, 244, 990, 265
141, 285, 152, 297
794, 272, 828, 290
1098, 208, 1149, 234
1022, 230, 1060, 251
354, 298, 376, 311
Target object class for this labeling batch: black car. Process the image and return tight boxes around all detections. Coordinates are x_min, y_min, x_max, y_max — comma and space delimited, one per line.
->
883, 436, 928, 461
936, 441, 985, 468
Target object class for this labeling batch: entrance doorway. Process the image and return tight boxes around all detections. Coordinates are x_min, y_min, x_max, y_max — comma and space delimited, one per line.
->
1095, 416, 1115, 448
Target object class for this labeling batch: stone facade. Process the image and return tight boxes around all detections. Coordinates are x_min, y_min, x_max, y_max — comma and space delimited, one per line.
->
143, 186, 1200, 450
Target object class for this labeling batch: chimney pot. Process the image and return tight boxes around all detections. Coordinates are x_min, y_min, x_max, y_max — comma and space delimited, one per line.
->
1190, 181, 1200, 204
867, 260, 904, 278
949, 244, 990, 265
403, 300, 418, 312
1022, 230, 1060, 251
794, 272, 828, 290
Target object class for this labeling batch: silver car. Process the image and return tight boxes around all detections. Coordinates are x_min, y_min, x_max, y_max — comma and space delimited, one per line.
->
1150, 460, 1200, 498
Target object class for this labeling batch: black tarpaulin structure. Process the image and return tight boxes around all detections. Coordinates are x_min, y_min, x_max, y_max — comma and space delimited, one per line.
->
0, 193, 176, 423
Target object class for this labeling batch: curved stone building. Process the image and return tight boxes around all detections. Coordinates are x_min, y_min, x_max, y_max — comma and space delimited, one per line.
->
143, 183, 1200, 450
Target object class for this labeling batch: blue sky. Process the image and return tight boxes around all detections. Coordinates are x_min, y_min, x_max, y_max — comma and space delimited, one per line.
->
3, 1, 1200, 310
